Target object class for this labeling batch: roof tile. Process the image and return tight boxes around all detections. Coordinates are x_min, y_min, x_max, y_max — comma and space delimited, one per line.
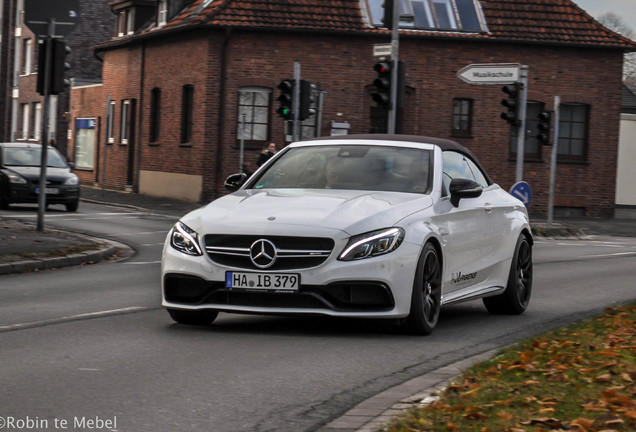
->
152, 0, 636, 50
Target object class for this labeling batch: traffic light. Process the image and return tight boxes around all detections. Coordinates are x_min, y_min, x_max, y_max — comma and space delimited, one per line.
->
36, 38, 72, 95
537, 111, 552, 145
299, 79, 316, 121
500, 82, 522, 126
372, 62, 391, 109
382, 0, 394, 29
276, 79, 294, 120
51, 39, 72, 95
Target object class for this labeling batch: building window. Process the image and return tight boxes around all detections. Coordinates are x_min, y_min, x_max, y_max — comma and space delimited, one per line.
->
367, 0, 486, 32
74, 118, 97, 170
117, 11, 126, 36
157, 0, 168, 27
181, 85, 194, 144
117, 9, 134, 36
452, 98, 472, 137
510, 101, 543, 160
126, 9, 135, 35
107, 100, 115, 143
121, 99, 130, 144
32, 102, 42, 141
22, 39, 33, 75
149, 88, 161, 143
237, 87, 271, 147
558, 103, 589, 162
21, 104, 29, 140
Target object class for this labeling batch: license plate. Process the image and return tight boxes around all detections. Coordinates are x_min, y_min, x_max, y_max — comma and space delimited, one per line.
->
226, 272, 300, 292
35, 187, 59, 195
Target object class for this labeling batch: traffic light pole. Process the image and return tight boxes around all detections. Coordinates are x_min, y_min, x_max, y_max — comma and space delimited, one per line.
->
547, 96, 560, 226
515, 65, 529, 183
37, 20, 56, 232
388, 0, 399, 134
292, 62, 301, 142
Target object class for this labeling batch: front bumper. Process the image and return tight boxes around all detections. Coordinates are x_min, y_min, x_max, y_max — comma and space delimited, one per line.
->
7, 183, 80, 205
161, 239, 421, 319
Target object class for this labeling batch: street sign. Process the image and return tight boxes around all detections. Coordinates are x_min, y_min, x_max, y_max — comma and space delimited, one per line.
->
510, 181, 532, 208
24, 0, 79, 37
373, 43, 393, 57
457, 63, 520, 85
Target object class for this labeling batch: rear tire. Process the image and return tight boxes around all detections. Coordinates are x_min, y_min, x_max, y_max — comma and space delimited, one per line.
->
167, 308, 218, 326
403, 243, 442, 335
483, 233, 532, 315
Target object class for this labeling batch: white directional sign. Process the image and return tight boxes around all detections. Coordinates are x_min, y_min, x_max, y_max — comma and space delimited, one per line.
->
373, 43, 393, 57
457, 63, 520, 85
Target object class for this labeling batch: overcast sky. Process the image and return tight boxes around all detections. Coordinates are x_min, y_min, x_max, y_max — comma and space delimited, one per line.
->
573, 0, 636, 33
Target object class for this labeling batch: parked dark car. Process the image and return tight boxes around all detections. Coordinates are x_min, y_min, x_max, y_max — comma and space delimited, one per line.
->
0, 142, 80, 212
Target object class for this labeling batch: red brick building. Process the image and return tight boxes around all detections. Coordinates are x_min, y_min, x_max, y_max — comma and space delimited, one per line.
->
68, 0, 636, 216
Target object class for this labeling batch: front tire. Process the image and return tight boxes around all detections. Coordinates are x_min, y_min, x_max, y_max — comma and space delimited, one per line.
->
483, 233, 532, 315
403, 243, 442, 335
167, 308, 218, 326
66, 199, 79, 212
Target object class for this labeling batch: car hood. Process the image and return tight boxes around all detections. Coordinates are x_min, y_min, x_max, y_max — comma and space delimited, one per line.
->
181, 189, 433, 236
6, 166, 74, 182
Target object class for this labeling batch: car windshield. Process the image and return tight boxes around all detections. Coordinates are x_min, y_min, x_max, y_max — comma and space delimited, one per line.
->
2, 146, 68, 168
252, 145, 431, 194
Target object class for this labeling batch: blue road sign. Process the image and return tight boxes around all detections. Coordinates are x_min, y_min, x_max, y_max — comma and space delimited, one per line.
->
510, 181, 532, 207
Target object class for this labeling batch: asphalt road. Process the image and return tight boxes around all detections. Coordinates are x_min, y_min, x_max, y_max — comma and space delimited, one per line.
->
0, 202, 635, 432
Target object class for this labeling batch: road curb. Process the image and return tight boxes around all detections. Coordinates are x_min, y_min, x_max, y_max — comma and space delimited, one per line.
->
317, 348, 500, 432
0, 240, 126, 275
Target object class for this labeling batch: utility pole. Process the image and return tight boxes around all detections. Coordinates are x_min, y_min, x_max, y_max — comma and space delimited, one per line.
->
388, 0, 399, 134
515, 65, 529, 183
36, 20, 55, 231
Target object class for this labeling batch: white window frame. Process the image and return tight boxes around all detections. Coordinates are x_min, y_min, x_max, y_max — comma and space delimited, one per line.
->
107, 101, 115, 143
120, 100, 130, 144
117, 12, 126, 37
126, 9, 135, 35
158, 0, 168, 27
22, 39, 32, 75
21, 103, 29, 140
33, 102, 42, 141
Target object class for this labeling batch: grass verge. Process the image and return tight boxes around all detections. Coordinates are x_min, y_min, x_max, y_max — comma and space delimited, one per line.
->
377, 303, 636, 432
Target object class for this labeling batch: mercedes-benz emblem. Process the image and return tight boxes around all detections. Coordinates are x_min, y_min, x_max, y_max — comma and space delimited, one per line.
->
250, 239, 277, 268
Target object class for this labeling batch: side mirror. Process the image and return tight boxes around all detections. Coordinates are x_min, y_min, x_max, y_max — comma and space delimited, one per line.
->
449, 178, 483, 207
224, 172, 248, 192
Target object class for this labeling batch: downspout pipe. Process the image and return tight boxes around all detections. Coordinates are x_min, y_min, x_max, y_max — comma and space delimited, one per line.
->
136, 41, 146, 193
213, 27, 231, 200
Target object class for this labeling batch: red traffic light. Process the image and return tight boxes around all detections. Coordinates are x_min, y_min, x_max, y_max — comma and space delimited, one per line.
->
374, 62, 390, 75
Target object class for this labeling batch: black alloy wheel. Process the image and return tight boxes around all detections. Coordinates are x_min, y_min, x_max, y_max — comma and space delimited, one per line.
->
404, 243, 442, 335
483, 233, 533, 315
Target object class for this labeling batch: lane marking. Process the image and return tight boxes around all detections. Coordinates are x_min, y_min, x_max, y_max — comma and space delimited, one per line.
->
0, 306, 154, 333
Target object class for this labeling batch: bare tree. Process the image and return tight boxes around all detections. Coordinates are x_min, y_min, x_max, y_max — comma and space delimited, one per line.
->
598, 12, 636, 90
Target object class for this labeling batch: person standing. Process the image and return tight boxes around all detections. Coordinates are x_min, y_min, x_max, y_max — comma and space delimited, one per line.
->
256, 142, 277, 167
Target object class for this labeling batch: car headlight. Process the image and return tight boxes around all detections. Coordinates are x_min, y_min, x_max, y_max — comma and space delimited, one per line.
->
3, 170, 27, 184
170, 221, 203, 256
64, 175, 79, 185
339, 227, 404, 261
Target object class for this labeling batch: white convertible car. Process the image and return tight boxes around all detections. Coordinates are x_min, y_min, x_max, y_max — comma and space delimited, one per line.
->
161, 135, 533, 334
